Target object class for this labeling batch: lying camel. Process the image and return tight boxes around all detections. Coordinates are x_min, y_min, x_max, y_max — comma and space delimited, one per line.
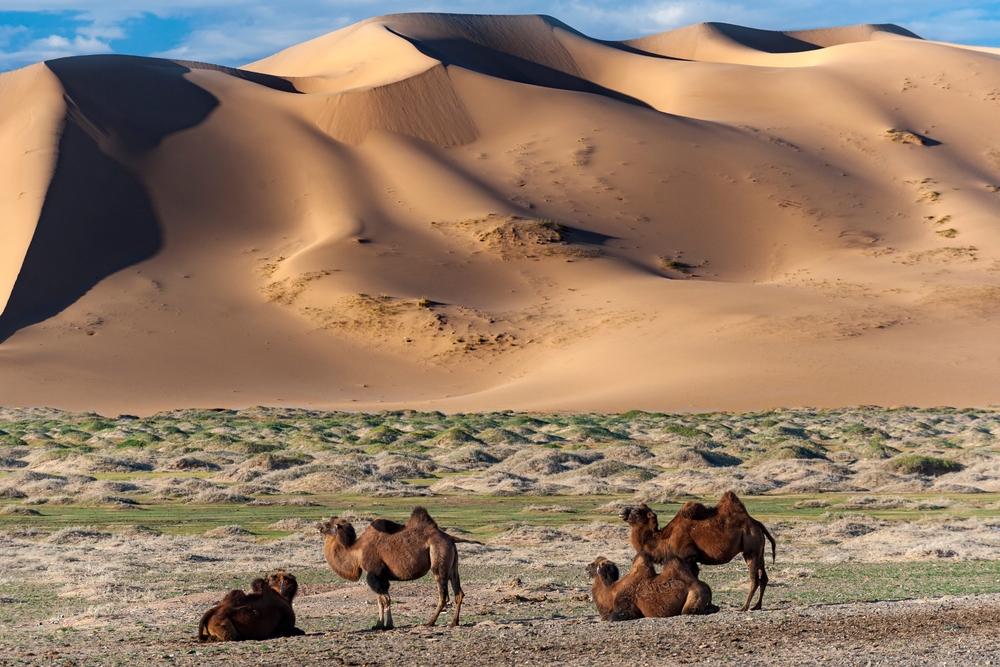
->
263, 570, 304, 638
586, 553, 713, 621
619, 491, 777, 611
319, 507, 481, 630
197, 572, 302, 642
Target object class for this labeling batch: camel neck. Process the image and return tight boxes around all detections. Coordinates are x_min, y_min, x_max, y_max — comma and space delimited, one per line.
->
323, 536, 363, 582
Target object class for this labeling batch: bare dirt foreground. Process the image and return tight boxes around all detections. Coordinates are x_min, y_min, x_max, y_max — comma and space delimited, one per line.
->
2, 523, 1000, 667
2, 587, 999, 666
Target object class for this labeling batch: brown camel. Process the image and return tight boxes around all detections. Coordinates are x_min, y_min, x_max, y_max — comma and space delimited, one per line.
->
586, 553, 713, 621
263, 570, 304, 637
318, 506, 481, 630
619, 491, 777, 611
197, 574, 300, 642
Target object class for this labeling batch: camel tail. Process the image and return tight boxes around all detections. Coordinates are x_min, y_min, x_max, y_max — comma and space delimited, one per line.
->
446, 533, 484, 545
756, 519, 777, 563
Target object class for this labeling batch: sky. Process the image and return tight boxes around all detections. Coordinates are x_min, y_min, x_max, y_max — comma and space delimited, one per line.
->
1, 1, 1000, 72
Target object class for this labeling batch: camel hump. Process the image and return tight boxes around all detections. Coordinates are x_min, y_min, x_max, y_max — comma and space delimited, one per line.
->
718, 491, 750, 517
369, 518, 406, 534
407, 506, 438, 529
221, 589, 249, 605
678, 501, 713, 520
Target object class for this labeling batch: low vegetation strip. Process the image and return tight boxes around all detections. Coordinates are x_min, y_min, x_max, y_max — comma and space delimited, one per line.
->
0, 406, 995, 514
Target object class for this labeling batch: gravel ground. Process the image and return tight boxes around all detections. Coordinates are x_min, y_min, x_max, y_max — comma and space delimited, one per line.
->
2, 583, 998, 666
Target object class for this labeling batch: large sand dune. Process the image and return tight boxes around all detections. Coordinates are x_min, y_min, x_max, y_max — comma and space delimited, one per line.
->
2, 14, 1000, 414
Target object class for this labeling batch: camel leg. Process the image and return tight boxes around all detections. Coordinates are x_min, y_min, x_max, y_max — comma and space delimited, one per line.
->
450, 562, 464, 627
740, 557, 761, 612
426, 569, 449, 627
209, 617, 241, 642
753, 561, 768, 611
367, 572, 390, 631
381, 592, 394, 630
681, 582, 711, 615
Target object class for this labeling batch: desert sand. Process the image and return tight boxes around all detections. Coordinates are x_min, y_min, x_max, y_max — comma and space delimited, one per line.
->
2, 16, 1000, 414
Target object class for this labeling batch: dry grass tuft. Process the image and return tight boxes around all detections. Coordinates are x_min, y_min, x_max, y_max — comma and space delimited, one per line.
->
204, 524, 254, 537
0, 504, 39, 515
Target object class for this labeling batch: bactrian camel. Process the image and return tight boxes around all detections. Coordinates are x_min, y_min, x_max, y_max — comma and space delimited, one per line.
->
319, 506, 481, 630
619, 491, 776, 611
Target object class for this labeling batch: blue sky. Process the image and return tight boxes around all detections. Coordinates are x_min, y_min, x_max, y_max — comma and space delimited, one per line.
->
2, 1, 999, 72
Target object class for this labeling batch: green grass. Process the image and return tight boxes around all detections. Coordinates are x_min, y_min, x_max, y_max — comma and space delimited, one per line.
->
887, 455, 963, 476
3, 492, 1000, 538
701, 560, 1000, 608
0, 494, 624, 537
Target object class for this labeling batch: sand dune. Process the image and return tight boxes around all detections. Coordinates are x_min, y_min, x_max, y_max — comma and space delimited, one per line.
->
625, 22, 919, 63
1, 13, 1000, 413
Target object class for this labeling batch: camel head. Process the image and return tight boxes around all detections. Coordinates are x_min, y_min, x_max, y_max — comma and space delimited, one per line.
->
318, 516, 357, 546
265, 570, 299, 601
619, 503, 659, 531
586, 557, 620, 585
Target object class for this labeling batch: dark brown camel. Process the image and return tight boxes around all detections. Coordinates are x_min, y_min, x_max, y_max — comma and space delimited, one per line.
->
318, 507, 481, 630
263, 570, 304, 637
586, 553, 713, 621
197, 574, 300, 642
619, 491, 777, 611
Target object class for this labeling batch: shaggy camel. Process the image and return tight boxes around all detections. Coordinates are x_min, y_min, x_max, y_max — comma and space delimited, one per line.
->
263, 570, 304, 637
586, 553, 713, 621
619, 491, 777, 611
319, 507, 481, 630
197, 573, 302, 642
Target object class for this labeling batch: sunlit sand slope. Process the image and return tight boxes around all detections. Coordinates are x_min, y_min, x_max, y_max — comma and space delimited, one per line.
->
2, 14, 1000, 413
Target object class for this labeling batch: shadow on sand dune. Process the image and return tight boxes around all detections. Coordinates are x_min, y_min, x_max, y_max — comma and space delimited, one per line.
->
0, 56, 294, 344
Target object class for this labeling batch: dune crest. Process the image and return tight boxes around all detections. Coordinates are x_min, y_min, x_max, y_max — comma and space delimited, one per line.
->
626, 22, 920, 64
1, 14, 1000, 413
315, 64, 477, 146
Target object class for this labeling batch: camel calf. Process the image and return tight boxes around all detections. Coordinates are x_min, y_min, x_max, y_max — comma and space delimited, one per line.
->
620, 491, 777, 611
197, 571, 303, 642
586, 553, 713, 621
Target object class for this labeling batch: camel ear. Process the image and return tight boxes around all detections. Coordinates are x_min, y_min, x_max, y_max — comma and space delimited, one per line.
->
332, 526, 338, 535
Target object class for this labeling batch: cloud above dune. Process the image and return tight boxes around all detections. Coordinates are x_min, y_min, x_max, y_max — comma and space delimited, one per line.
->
1, 0, 1000, 70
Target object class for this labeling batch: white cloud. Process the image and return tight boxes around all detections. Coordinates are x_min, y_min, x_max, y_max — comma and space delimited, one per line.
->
0, 32, 114, 71
152, 13, 351, 64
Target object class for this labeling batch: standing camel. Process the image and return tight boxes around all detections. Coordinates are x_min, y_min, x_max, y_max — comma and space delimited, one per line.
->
318, 507, 481, 630
586, 553, 713, 621
619, 491, 777, 611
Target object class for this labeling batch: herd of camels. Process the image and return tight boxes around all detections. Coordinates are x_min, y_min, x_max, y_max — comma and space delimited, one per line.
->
197, 491, 777, 641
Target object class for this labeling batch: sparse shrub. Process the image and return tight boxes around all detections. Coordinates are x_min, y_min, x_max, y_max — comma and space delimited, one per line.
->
0, 434, 27, 448
662, 424, 707, 439
765, 442, 829, 460
886, 455, 963, 476
190, 490, 253, 504
232, 441, 283, 454
358, 426, 403, 445
78, 419, 114, 433
429, 427, 481, 448
0, 504, 39, 515
266, 518, 316, 533
859, 439, 901, 459
204, 525, 253, 537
